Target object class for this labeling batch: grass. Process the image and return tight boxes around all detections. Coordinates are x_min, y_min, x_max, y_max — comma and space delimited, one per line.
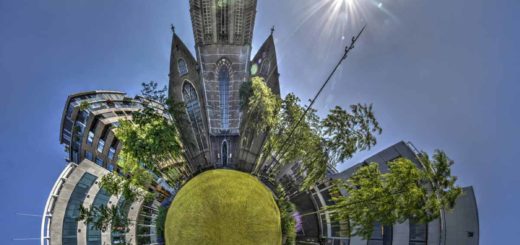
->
165, 169, 282, 245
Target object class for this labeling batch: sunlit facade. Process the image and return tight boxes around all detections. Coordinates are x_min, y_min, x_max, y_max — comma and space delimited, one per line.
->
41, 159, 161, 245
168, 0, 280, 172
284, 141, 480, 245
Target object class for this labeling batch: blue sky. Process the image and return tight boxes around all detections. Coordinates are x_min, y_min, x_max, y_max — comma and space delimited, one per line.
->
0, 0, 518, 244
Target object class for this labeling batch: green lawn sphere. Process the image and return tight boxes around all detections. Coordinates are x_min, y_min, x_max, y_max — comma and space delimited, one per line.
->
165, 169, 282, 245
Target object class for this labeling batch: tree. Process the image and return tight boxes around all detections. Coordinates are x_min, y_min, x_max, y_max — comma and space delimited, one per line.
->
99, 173, 151, 203
275, 185, 297, 245
155, 206, 168, 239
259, 94, 381, 190
240, 77, 281, 155
321, 104, 382, 165
141, 81, 167, 104
324, 150, 462, 239
114, 81, 186, 188
241, 77, 281, 134
78, 205, 131, 233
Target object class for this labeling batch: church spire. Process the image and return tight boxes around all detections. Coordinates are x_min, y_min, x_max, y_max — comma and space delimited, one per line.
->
190, 0, 258, 46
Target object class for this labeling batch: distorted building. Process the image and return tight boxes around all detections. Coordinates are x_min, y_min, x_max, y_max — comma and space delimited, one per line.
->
168, 0, 281, 172
41, 159, 160, 245
290, 141, 479, 245
59, 90, 190, 184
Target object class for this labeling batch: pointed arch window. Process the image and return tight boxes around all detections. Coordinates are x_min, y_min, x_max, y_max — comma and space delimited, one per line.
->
178, 58, 188, 76
182, 82, 205, 150
221, 141, 228, 166
261, 59, 271, 76
218, 66, 230, 129
217, 0, 229, 42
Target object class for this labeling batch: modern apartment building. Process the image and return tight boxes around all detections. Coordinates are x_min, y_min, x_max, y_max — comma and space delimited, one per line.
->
289, 141, 479, 245
41, 159, 160, 245
59, 90, 189, 182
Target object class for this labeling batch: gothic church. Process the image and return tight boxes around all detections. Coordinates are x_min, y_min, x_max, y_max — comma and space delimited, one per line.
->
168, 0, 280, 172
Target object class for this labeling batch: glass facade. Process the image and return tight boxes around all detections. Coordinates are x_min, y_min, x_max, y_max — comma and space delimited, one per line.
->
62, 173, 97, 245
218, 66, 230, 129
87, 188, 111, 245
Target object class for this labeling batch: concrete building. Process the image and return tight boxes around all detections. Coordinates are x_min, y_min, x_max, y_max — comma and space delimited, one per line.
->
289, 141, 479, 245
41, 159, 160, 245
59, 90, 189, 184
46, 90, 183, 245
168, 0, 281, 172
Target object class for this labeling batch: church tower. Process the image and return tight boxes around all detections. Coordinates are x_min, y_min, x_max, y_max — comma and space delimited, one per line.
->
169, 0, 280, 172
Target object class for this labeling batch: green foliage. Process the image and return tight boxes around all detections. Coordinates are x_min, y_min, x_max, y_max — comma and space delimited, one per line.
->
155, 206, 168, 238
242, 77, 281, 133
78, 205, 131, 233
260, 93, 326, 189
326, 151, 462, 239
239, 79, 253, 109
114, 81, 185, 187
322, 104, 382, 164
79, 100, 90, 111
417, 150, 463, 222
275, 185, 297, 245
261, 94, 381, 190
99, 174, 124, 196
116, 109, 182, 168
99, 173, 152, 203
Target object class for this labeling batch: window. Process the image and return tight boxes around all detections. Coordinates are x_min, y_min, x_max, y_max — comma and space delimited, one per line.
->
178, 58, 188, 76
97, 139, 105, 153
87, 188, 111, 244
216, 0, 229, 42
368, 223, 393, 245
221, 141, 228, 166
85, 151, 93, 161
108, 147, 116, 160
409, 220, 427, 245
95, 157, 104, 166
182, 82, 206, 150
62, 173, 97, 245
87, 131, 94, 145
107, 164, 115, 172
72, 150, 79, 163
112, 196, 131, 243
261, 59, 271, 76
218, 65, 230, 129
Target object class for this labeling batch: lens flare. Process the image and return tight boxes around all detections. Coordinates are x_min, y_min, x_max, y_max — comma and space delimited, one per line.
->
278, 0, 397, 61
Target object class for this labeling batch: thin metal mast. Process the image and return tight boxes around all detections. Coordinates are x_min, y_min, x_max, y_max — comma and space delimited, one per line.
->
266, 25, 367, 173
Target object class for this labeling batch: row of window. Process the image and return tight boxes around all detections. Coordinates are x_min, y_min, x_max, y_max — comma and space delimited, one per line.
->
86, 188, 111, 245
62, 173, 97, 245
313, 186, 429, 244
